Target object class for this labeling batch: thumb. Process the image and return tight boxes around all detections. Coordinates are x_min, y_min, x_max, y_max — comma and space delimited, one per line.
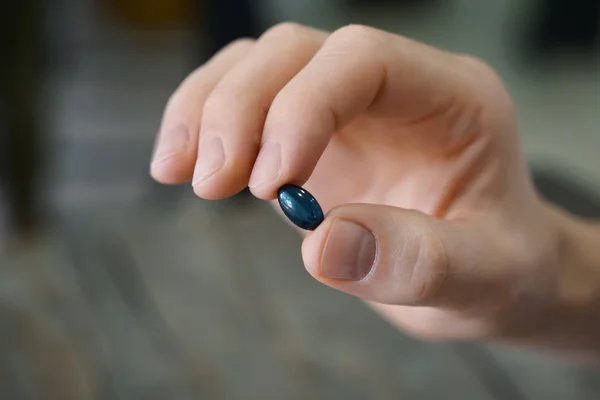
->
301, 203, 512, 308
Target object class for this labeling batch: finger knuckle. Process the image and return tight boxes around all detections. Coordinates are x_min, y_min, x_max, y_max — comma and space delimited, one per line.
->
331, 24, 377, 44
226, 37, 256, 50
456, 54, 515, 116
261, 22, 306, 41
408, 227, 449, 305
458, 54, 502, 83
459, 54, 492, 71
322, 24, 382, 63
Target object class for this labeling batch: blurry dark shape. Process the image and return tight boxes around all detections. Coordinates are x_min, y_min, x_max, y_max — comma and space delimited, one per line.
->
526, 0, 600, 60
346, 0, 440, 9
201, 0, 262, 55
0, 3, 46, 243
103, 0, 190, 30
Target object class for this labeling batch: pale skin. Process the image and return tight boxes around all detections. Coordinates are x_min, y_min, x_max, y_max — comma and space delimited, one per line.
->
150, 23, 600, 359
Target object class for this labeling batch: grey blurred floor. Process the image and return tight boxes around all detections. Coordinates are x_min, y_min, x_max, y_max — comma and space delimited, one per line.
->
2, 0, 600, 399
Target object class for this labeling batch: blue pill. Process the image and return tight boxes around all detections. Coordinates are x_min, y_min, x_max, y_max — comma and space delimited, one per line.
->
277, 184, 324, 231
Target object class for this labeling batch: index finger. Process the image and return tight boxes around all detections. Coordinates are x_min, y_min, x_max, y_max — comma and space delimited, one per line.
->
249, 24, 501, 199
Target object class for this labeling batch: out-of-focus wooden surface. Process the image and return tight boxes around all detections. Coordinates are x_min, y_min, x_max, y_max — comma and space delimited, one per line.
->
2, 190, 600, 400
0, 197, 501, 400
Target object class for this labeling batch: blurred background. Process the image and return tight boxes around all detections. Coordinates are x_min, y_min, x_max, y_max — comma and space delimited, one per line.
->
0, 0, 599, 398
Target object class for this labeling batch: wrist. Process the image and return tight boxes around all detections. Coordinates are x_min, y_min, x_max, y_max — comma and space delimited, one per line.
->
533, 202, 600, 358
553, 204, 600, 306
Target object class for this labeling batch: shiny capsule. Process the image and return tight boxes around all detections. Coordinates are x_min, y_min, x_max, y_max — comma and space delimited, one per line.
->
277, 184, 324, 231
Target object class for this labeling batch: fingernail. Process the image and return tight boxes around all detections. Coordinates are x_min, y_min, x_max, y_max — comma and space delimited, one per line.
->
192, 135, 225, 185
152, 124, 189, 163
320, 219, 376, 281
249, 141, 281, 188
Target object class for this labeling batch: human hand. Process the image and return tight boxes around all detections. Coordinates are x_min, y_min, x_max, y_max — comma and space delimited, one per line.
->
150, 23, 573, 345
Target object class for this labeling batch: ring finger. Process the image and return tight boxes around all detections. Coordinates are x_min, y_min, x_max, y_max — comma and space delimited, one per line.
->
151, 38, 255, 184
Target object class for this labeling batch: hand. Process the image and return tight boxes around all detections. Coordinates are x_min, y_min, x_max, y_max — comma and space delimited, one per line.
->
150, 23, 567, 344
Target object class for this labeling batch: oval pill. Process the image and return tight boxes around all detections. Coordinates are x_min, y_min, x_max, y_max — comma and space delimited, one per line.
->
277, 184, 324, 231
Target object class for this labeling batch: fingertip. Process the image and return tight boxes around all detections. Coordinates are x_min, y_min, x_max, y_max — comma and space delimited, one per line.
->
150, 156, 195, 185
192, 166, 254, 200
192, 175, 234, 200
248, 185, 278, 201
247, 140, 282, 198
192, 181, 219, 200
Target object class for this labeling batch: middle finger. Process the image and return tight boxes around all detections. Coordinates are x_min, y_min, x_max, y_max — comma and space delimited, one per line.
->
192, 23, 328, 199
